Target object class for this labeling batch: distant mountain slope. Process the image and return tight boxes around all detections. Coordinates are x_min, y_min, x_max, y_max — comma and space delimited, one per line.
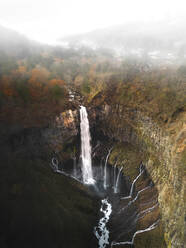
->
59, 18, 186, 59
0, 25, 43, 58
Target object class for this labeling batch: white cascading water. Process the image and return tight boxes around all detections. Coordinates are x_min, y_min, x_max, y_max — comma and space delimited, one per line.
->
121, 165, 144, 200
111, 219, 160, 247
114, 167, 122, 194
80, 106, 95, 184
94, 199, 112, 248
104, 148, 112, 189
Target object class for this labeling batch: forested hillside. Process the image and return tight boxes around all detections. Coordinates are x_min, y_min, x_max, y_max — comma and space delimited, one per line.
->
0, 26, 185, 127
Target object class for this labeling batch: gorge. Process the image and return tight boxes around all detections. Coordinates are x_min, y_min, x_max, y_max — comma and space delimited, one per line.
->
49, 105, 166, 247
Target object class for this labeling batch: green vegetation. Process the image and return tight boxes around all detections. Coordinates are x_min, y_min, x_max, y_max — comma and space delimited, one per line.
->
51, 84, 65, 100
0, 39, 185, 129
109, 142, 145, 179
134, 225, 167, 248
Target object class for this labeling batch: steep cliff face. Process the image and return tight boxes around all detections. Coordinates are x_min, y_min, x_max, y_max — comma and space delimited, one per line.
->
43, 109, 79, 159
89, 103, 185, 248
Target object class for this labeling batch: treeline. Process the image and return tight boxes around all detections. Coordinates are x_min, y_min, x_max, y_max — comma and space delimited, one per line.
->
78, 60, 186, 124
0, 39, 186, 126
0, 42, 117, 125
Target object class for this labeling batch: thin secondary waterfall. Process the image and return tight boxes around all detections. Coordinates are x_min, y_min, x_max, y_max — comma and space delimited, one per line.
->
104, 148, 112, 189
113, 164, 116, 189
114, 167, 122, 193
119, 185, 151, 213
50, 153, 159, 247
129, 165, 143, 197
80, 106, 94, 184
111, 219, 160, 247
121, 165, 144, 200
51, 157, 59, 172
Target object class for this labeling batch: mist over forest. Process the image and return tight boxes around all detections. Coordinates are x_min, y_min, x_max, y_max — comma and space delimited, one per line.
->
2, 16, 186, 68
59, 17, 186, 63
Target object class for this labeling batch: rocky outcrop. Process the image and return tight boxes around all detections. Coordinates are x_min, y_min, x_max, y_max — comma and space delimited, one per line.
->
136, 112, 185, 248
43, 109, 79, 153
0, 109, 79, 160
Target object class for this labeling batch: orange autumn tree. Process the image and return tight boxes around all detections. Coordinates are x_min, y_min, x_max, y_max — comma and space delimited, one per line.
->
0, 75, 17, 97
48, 79, 66, 87
46, 78, 68, 101
11, 65, 28, 80
28, 67, 50, 99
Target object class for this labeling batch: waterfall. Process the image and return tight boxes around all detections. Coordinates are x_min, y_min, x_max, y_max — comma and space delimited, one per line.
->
129, 168, 144, 197
104, 148, 112, 189
119, 185, 151, 213
113, 160, 118, 188
51, 157, 59, 172
111, 219, 160, 247
113, 164, 116, 189
80, 106, 94, 184
121, 165, 144, 200
49, 150, 159, 247
94, 199, 112, 248
114, 167, 122, 194
138, 202, 159, 220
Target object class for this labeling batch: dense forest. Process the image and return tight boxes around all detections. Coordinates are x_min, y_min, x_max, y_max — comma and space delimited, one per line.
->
0, 25, 185, 127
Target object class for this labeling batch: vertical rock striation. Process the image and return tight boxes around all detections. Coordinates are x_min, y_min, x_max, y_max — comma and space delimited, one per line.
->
89, 104, 185, 248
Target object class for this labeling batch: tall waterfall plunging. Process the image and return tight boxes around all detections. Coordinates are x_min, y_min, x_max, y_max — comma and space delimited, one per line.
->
80, 106, 95, 184
50, 109, 160, 248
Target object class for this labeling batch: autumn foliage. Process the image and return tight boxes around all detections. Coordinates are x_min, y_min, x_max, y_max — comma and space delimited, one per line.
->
0, 56, 69, 126
0, 49, 185, 126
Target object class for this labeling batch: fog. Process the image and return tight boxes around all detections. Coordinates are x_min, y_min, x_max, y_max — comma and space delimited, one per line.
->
0, 0, 186, 44
60, 17, 186, 62
0, 0, 186, 64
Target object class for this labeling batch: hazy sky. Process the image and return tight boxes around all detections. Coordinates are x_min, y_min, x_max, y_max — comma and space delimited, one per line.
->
0, 0, 185, 44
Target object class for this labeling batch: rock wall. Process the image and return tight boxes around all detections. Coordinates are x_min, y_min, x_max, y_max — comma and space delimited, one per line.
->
89, 104, 185, 248
43, 109, 79, 155
45, 103, 185, 247
136, 112, 185, 248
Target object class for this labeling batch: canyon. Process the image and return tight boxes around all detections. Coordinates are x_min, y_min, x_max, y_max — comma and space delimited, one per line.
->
1, 92, 184, 247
